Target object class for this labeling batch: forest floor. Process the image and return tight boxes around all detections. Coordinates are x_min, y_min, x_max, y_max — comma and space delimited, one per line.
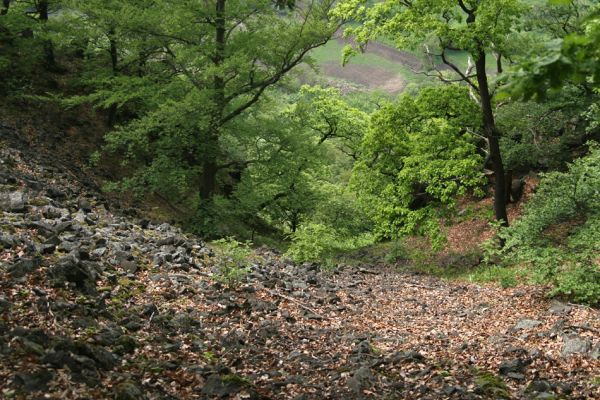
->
1, 122, 599, 400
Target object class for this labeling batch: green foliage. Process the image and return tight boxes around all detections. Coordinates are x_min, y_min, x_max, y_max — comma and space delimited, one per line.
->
285, 222, 375, 266
474, 372, 510, 399
58, 0, 337, 231
211, 237, 253, 288
285, 223, 338, 264
493, 143, 600, 304
508, 3, 600, 99
0, 1, 53, 93
497, 85, 595, 172
352, 85, 485, 244
334, 0, 525, 54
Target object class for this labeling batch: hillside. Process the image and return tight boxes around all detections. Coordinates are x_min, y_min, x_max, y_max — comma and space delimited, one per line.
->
2, 1, 600, 399
1, 123, 599, 400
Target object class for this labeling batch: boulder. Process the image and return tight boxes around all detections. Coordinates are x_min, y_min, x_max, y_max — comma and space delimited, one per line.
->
0, 191, 27, 212
561, 337, 592, 357
513, 319, 542, 331
13, 369, 54, 392
8, 257, 42, 278
114, 381, 144, 400
49, 255, 98, 295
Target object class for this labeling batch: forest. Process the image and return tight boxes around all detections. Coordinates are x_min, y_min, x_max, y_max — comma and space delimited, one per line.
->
0, 0, 599, 399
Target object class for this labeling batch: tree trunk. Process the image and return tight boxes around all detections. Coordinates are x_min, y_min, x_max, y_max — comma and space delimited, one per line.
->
1, 0, 10, 15
108, 26, 118, 126
199, 0, 227, 203
474, 48, 509, 226
38, 0, 56, 69
200, 156, 218, 202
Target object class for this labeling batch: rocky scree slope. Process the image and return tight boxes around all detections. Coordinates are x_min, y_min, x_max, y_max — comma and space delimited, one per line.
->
1, 129, 600, 400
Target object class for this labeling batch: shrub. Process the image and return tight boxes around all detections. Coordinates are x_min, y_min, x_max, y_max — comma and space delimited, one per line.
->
285, 223, 339, 264
493, 143, 600, 304
211, 237, 253, 288
285, 223, 376, 266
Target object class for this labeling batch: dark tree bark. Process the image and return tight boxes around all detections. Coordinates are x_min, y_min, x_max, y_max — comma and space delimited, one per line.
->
1, 0, 10, 15
474, 48, 509, 226
108, 26, 118, 126
37, 0, 56, 68
199, 0, 226, 205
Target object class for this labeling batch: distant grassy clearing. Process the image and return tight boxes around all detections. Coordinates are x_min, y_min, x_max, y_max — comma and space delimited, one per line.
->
320, 62, 406, 94
309, 38, 497, 93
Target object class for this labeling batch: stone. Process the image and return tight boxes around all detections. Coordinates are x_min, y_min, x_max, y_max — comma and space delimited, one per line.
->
499, 359, 528, 375
591, 344, 600, 360
49, 256, 98, 295
0, 233, 18, 248
202, 374, 247, 398
561, 337, 592, 357
77, 198, 92, 213
115, 335, 137, 355
513, 319, 542, 331
41, 205, 66, 219
8, 257, 41, 278
387, 350, 425, 363
347, 366, 374, 394
527, 380, 552, 394
46, 186, 67, 200
0, 191, 27, 212
0, 295, 10, 313
548, 301, 572, 315
114, 381, 144, 400
13, 369, 54, 392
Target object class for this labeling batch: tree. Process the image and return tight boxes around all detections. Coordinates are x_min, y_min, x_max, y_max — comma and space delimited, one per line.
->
65, 0, 337, 231
351, 85, 484, 244
208, 85, 370, 239
333, 0, 527, 226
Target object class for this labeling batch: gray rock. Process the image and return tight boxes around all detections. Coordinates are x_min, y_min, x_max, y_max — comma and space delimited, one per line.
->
591, 344, 600, 360
499, 358, 528, 375
527, 380, 552, 393
77, 198, 92, 213
121, 260, 138, 274
8, 257, 41, 278
46, 186, 66, 200
561, 337, 592, 357
41, 205, 67, 219
534, 393, 557, 400
13, 369, 54, 392
347, 366, 374, 394
547, 301, 572, 314
0, 233, 19, 248
49, 256, 97, 295
0, 191, 27, 212
513, 319, 542, 331
114, 380, 144, 400
92, 247, 107, 258
202, 374, 247, 398
0, 295, 10, 313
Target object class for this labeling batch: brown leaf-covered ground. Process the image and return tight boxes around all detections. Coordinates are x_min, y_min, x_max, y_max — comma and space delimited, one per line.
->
1, 124, 599, 400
